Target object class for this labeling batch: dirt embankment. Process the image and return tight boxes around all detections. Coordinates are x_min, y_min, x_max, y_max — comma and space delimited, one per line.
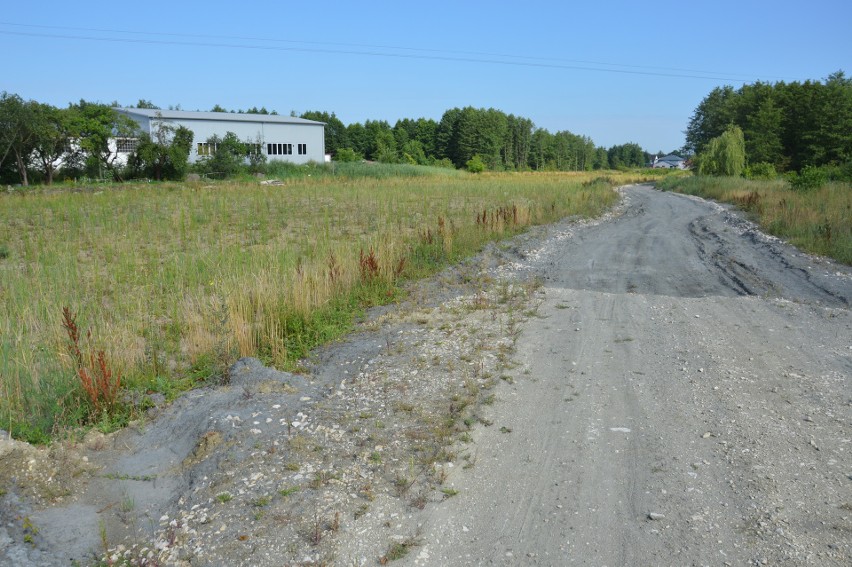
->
2, 184, 850, 566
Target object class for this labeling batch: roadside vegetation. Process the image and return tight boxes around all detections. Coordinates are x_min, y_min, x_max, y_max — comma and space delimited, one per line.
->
658, 175, 851, 264
0, 164, 664, 443
664, 71, 851, 265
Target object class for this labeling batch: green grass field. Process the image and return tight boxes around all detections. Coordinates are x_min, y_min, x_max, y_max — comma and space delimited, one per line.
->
1, 165, 665, 442
657, 176, 851, 265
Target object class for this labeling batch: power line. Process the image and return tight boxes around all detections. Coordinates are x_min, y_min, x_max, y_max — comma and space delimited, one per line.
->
0, 21, 779, 81
0, 24, 762, 83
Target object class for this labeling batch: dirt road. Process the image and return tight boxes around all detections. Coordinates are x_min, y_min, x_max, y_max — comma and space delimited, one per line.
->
404, 185, 851, 566
2, 184, 850, 566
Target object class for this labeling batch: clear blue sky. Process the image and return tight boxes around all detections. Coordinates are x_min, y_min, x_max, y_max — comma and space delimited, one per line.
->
2, 1, 849, 153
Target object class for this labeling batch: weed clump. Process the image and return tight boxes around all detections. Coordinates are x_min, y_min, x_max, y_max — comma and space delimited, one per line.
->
61, 307, 123, 422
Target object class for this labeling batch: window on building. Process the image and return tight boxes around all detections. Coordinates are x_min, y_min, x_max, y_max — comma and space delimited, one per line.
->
265, 143, 295, 157
197, 142, 212, 156
298, 143, 307, 155
116, 138, 139, 153
245, 143, 262, 156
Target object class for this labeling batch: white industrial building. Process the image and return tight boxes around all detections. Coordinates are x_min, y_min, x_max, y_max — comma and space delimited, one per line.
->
113, 108, 326, 165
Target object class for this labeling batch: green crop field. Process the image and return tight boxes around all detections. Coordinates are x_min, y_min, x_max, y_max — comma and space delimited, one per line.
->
0, 165, 659, 442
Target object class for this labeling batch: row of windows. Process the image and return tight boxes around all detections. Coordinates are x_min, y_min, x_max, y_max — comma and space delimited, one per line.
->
116, 138, 139, 153
119, 139, 307, 156
269, 143, 292, 155
197, 142, 264, 156
268, 143, 308, 156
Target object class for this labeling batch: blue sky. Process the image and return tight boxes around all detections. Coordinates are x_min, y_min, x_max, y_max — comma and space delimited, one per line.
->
2, 1, 850, 153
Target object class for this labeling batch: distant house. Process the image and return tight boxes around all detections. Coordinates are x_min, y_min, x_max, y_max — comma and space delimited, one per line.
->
113, 108, 326, 165
650, 154, 687, 169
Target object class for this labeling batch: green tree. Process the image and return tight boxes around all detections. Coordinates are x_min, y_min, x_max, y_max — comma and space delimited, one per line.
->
529, 128, 553, 170
135, 99, 160, 109
593, 147, 609, 170
69, 100, 139, 180
453, 107, 508, 169
198, 131, 246, 177
364, 120, 396, 161
503, 114, 533, 170
607, 143, 645, 169
345, 122, 368, 157
0, 93, 37, 184
129, 116, 194, 180
685, 85, 739, 155
435, 108, 463, 164
696, 125, 746, 176
30, 103, 76, 185
401, 139, 428, 165
687, 72, 851, 171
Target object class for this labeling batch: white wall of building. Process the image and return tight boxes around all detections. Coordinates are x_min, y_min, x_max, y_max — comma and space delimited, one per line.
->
114, 108, 326, 165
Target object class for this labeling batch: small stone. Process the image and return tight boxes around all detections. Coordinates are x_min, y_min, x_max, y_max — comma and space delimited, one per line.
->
702, 432, 712, 438
648, 512, 665, 520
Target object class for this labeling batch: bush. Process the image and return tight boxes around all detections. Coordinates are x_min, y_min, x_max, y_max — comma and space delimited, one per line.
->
195, 132, 247, 178
430, 157, 456, 169
817, 161, 852, 183
787, 165, 827, 191
744, 162, 777, 180
334, 148, 362, 163
466, 155, 486, 173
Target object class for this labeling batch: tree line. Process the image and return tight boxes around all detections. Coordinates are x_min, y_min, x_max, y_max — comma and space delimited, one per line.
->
300, 107, 658, 172
685, 71, 851, 173
1, 94, 669, 186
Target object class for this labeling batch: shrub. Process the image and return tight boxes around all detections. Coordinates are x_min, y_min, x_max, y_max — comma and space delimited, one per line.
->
334, 148, 362, 162
430, 157, 456, 169
744, 162, 777, 180
195, 132, 247, 178
787, 165, 827, 191
466, 155, 486, 173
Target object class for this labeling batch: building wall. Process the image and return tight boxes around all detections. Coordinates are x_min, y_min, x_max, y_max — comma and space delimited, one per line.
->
115, 110, 325, 165
160, 118, 324, 165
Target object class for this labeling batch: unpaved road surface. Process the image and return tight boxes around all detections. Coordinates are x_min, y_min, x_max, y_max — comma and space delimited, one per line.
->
2, 184, 850, 566
404, 185, 852, 566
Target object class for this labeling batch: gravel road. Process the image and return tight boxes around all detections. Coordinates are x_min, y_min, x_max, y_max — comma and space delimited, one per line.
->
2, 184, 850, 566
405, 184, 851, 566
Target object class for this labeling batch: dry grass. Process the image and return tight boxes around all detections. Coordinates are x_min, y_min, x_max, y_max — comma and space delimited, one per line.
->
0, 166, 649, 441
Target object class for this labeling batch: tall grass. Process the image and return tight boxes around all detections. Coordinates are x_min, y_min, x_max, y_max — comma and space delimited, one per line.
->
658, 176, 851, 264
0, 165, 645, 441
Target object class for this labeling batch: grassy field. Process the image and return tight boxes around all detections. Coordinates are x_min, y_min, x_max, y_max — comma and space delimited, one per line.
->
0, 164, 662, 442
657, 175, 851, 265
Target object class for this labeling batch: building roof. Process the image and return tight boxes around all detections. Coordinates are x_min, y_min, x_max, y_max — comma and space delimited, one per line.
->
658, 154, 684, 163
115, 108, 325, 126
